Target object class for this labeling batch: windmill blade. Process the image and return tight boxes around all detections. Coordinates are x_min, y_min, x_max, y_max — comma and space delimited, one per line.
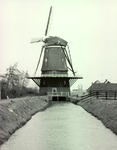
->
31, 6, 52, 44
67, 45, 72, 65
34, 46, 44, 75
45, 6, 52, 36
61, 46, 75, 76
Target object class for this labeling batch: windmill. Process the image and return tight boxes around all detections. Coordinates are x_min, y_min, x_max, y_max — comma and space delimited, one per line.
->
28, 6, 83, 100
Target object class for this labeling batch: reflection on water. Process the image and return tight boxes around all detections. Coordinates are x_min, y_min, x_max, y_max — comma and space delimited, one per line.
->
0, 102, 117, 150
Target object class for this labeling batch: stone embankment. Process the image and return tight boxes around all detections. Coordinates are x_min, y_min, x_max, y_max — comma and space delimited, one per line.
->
0, 96, 50, 145
77, 97, 117, 135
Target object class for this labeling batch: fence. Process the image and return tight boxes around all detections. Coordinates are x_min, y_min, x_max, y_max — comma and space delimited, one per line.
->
80, 91, 117, 100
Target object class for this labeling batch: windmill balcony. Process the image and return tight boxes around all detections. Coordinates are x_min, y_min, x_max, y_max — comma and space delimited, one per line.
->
41, 74, 82, 78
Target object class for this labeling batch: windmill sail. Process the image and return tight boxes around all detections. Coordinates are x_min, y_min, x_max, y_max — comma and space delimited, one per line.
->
34, 46, 44, 75
31, 6, 52, 44
45, 6, 52, 36
31, 37, 44, 43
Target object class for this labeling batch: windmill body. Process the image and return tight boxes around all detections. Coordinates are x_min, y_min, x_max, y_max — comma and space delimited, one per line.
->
40, 41, 69, 97
28, 7, 83, 100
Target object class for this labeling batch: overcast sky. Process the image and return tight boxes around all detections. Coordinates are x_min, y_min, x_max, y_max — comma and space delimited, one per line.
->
0, 0, 117, 90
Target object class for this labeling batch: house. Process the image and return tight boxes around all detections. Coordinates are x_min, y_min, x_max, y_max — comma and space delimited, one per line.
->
87, 80, 117, 99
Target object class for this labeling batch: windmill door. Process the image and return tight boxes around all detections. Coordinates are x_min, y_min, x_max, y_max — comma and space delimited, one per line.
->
52, 87, 57, 96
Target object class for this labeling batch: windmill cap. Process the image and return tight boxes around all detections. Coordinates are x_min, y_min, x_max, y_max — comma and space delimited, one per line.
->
44, 36, 67, 46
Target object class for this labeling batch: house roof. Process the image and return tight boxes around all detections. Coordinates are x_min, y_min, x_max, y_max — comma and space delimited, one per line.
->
89, 83, 117, 91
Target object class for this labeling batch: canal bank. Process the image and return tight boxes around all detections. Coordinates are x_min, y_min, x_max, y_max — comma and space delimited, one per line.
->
0, 96, 50, 145
78, 97, 117, 136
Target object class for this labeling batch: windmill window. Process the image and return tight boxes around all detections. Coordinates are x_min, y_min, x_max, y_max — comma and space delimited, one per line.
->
62, 58, 64, 61
45, 58, 47, 62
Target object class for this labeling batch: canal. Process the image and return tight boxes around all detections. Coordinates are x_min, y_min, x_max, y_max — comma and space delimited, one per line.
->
0, 102, 117, 150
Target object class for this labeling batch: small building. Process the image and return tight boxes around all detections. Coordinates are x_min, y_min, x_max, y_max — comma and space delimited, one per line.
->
71, 89, 78, 96
88, 80, 117, 99
71, 85, 84, 97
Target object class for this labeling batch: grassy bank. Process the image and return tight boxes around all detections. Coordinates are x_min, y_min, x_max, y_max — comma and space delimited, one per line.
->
78, 97, 117, 135
0, 96, 50, 145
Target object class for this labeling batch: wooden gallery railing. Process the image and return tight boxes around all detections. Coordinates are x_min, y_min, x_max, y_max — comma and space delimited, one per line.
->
47, 92, 69, 97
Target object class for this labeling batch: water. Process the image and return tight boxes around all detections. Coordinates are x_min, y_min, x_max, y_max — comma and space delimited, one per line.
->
0, 102, 117, 150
